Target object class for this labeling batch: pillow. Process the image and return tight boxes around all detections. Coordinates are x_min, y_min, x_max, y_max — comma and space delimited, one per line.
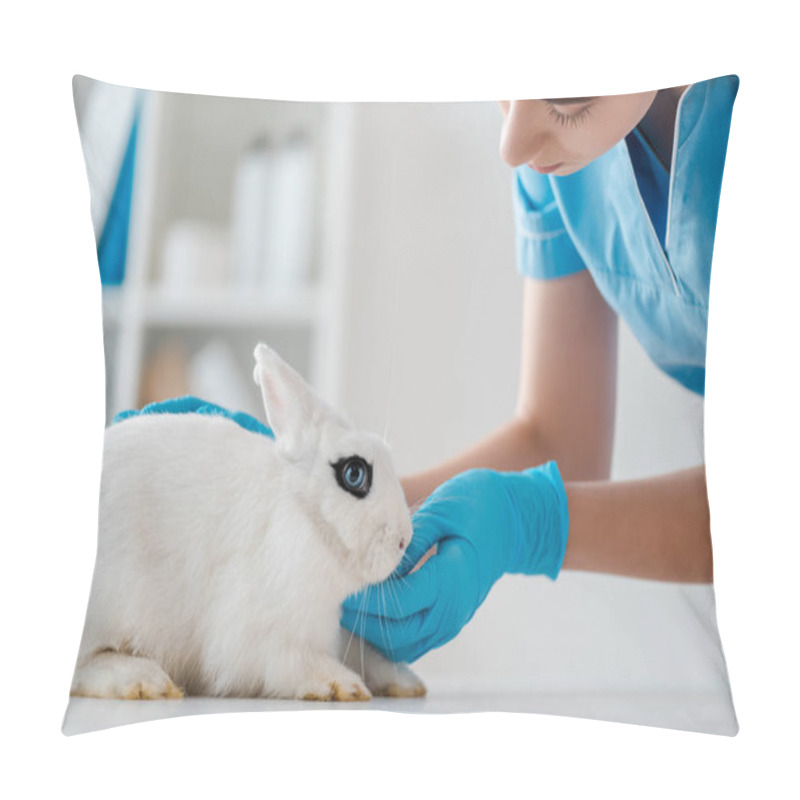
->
63, 75, 739, 736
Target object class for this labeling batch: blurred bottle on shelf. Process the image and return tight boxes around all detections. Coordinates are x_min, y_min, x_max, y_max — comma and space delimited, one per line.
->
231, 133, 315, 292
160, 221, 231, 293
231, 136, 274, 289
265, 132, 314, 289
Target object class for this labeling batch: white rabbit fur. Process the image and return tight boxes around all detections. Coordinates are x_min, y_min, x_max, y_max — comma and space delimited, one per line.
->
71, 344, 424, 702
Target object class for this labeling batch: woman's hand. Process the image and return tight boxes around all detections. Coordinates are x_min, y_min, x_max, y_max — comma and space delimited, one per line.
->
341, 462, 569, 663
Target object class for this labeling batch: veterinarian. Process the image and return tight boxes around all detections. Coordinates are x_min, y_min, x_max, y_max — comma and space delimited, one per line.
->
339, 76, 739, 663
138, 77, 738, 665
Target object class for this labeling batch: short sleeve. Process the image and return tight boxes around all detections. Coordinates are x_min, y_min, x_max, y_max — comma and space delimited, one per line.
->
513, 166, 586, 280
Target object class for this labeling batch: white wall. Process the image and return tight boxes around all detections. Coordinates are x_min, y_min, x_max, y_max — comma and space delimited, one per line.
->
337, 101, 730, 698
340, 101, 523, 472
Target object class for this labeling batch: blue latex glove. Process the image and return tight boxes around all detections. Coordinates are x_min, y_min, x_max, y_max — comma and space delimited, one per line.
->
114, 396, 274, 438
340, 462, 569, 663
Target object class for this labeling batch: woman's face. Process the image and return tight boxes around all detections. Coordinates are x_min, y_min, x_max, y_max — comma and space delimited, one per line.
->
498, 92, 657, 176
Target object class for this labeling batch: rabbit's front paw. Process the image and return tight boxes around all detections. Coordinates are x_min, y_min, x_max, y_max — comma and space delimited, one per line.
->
339, 633, 426, 698
296, 663, 372, 702
71, 650, 184, 700
359, 655, 427, 698
299, 677, 371, 702
370, 663, 427, 698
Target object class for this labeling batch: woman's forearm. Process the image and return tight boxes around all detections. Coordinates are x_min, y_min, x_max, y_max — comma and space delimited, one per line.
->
402, 414, 571, 508
562, 465, 712, 583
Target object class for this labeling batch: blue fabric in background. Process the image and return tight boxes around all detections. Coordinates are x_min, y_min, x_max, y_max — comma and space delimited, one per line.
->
114, 396, 275, 438
97, 104, 139, 286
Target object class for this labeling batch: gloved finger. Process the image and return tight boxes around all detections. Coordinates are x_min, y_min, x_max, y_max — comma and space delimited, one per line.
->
340, 583, 401, 637
341, 578, 398, 614
144, 396, 210, 415
114, 396, 274, 438
343, 557, 444, 618
394, 513, 447, 577
341, 587, 369, 614
229, 410, 273, 437
340, 605, 432, 657
390, 631, 442, 664
339, 606, 389, 653
340, 584, 386, 622
193, 401, 272, 436
113, 395, 209, 423
390, 603, 469, 664
341, 582, 434, 641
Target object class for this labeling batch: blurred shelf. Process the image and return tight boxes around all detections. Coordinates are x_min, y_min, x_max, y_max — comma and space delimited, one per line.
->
101, 286, 124, 326
141, 286, 321, 328
100, 88, 354, 419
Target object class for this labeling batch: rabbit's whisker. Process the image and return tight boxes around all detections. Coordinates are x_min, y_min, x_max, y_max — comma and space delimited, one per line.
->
377, 582, 396, 665
358, 584, 370, 678
341, 598, 360, 667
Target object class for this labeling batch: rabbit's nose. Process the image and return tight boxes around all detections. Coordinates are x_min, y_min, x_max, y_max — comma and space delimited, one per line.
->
399, 538, 406, 550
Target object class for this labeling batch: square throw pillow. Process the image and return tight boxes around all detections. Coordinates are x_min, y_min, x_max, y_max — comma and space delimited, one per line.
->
63, 75, 739, 736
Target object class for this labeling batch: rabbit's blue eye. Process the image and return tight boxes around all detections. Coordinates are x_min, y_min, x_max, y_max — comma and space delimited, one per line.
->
345, 461, 365, 488
331, 456, 372, 499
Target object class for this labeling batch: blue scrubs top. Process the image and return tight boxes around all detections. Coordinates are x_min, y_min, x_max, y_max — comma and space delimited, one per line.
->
513, 75, 739, 395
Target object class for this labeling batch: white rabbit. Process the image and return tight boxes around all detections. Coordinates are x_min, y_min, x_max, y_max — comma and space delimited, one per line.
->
70, 344, 425, 702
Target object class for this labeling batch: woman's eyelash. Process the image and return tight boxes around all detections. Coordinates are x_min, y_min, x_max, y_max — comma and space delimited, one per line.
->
546, 103, 592, 128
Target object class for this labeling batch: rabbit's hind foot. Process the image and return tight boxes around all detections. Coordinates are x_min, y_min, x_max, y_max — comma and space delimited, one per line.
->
70, 650, 184, 700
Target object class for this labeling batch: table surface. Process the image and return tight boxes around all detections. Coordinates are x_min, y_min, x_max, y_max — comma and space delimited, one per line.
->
62, 688, 738, 737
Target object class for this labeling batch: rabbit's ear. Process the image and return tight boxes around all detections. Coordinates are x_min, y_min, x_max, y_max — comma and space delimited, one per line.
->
253, 344, 318, 453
